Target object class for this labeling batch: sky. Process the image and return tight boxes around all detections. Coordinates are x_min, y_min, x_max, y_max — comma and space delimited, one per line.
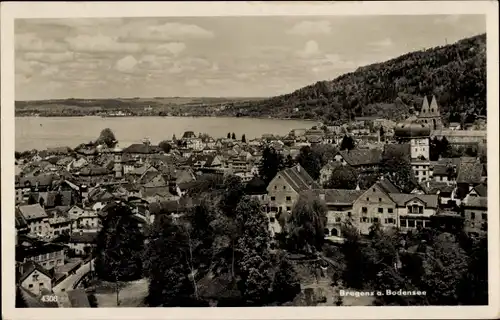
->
15, 15, 486, 100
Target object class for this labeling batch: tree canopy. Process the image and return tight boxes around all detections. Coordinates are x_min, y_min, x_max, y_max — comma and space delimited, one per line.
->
324, 165, 358, 189
97, 128, 117, 148
295, 146, 322, 181
288, 194, 327, 253
258, 147, 284, 185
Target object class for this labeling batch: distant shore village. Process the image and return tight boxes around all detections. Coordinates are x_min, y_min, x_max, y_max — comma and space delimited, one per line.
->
14, 95, 487, 306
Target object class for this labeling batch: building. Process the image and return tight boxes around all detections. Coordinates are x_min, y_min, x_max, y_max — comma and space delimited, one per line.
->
19, 261, 53, 296
352, 179, 400, 235
390, 193, 439, 233
16, 242, 66, 270
17, 204, 51, 238
314, 189, 363, 238
462, 196, 487, 236
68, 231, 98, 256
333, 149, 383, 172
417, 95, 443, 130
393, 121, 431, 182
266, 164, 320, 236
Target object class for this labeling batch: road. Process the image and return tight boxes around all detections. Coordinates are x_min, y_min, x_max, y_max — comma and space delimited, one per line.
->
53, 259, 95, 294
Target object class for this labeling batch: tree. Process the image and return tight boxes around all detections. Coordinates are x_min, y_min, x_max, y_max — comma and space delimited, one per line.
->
429, 137, 441, 161
232, 133, 236, 140
380, 150, 416, 193
457, 235, 488, 305
219, 175, 245, 217
324, 166, 357, 189
241, 134, 246, 143
284, 154, 296, 168
288, 194, 327, 253
54, 193, 63, 207
28, 194, 37, 205
95, 202, 144, 282
227, 132, 231, 139
16, 286, 28, 308
295, 146, 322, 180
272, 257, 301, 304
341, 224, 366, 289
97, 128, 117, 148
172, 134, 177, 142
340, 135, 355, 151
159, 140, 172, 153
145, 215, 194, 307
311, 144, 338, 165
258, 147, 284, 185
379, 126, 385, 141
235, 197, 273, 305
440, 136, 452, 158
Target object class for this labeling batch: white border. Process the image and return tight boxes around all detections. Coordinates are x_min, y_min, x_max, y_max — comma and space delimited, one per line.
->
1, 1, 499, 319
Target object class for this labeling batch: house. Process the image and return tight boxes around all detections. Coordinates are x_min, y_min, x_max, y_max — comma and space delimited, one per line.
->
306, 189, 363, 238
16, 242, 66, 270
352, 179, 400, 235
463, 183, 487, 205
389, 193, 439, 233
319, 161, 342, 186
71, 210, 101, 232
187, 154, 223, 169
266, 164, 320, 235
463, 196, 487, 236
449, 122, 461, 131
19, 261, 53, 296
46, 207, 72, 238
16, 209, 30, 236
68, 231, 98, 256
17, 204, 51, 238
334, 149, 382, 172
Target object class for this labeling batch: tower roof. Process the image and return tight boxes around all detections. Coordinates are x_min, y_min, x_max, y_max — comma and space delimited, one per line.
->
394, 121, 431, 138
419, 95, 440, 118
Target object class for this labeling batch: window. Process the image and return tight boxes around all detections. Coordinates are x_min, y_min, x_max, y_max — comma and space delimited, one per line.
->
283, 186, 286, 190
366, 197, 369, 201
336, 217, 341, 222
387, 218, 394, 224
348, 212, 352, 217
274, 186, 277, 190
482, 213, 487, 221
388, 208, 393, 213
362, 207, 367, 213
33, 274, 39, 281
378, 208, 383, 213
372, 189, 376, 192
471, 212, 476, 220
270, 217, 275, 223
286, 207, 291, 211
39, 283, 44, 287
270, 197, 276, 201
379, 198, 382, 202
416, 220, 423, 228
373, 218, 379, 223
29, 284, 33, 289
408, 220, 415, 228
286, 196, 291, 202
400, 219, 407, 227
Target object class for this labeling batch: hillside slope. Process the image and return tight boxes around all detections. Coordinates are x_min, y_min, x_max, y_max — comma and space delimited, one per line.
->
225, 34, 486, 125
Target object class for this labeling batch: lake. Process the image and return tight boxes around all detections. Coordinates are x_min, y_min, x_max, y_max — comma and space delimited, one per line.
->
15, 116, 318, 151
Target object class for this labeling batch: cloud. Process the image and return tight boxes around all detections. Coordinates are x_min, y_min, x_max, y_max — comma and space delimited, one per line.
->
121, 22, 214, 42
147, 42, 186, 56
115, 55, 138, 73
370, 38, 394, 49
24, 51, 75, 63
288, 20, 332, 35
16, 33, 68, 52
297, 40, 321, 58
65, 34, 142, 53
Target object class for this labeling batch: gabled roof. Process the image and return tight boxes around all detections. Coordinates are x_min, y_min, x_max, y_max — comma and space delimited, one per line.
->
18, 204, 48, 221
69, 232, 98, 244
457, 160, 483, 184
15, 210, 29, 229
303, 189, 363, 205
388, 193, 439, 208
382, 144, 411, 162
19, 260, 52, 283
66, 289, 91, 308
420, 181, 455, 194
464, 196, 488, 209
123, 143, 160, 154
275, 165, 319, 193
376, 179, 401, 194
338, 148, 383, 166
19, 174, 56, 188
473, 184, 488, 197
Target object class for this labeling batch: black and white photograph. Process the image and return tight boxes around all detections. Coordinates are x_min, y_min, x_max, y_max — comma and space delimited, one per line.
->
2, 1, 499, 319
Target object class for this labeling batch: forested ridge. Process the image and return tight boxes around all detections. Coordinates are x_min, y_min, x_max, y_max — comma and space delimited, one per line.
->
225, 34, 486, 125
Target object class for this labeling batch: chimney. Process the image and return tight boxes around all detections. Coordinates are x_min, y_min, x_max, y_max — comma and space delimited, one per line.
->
296, 165, 301, 172
380, 174, 384, 181
356, 183, 360, 191
426, 180, 430, 189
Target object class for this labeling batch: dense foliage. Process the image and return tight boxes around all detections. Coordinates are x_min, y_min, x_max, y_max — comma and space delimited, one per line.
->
295, 146, 322, 181
95, 202, 144, 282
258, 146, 285, 185
96, 128, 117, 148
222, 34, 486, 125
324, 165, 358, 189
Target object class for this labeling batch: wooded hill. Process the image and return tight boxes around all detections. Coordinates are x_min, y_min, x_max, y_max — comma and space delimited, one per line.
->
224, 34, 486, 125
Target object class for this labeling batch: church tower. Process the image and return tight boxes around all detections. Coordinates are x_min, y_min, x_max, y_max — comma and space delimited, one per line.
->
417, 95, 443, 130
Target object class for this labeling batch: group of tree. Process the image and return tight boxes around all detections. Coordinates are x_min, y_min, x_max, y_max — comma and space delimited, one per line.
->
227, 132, 237, 140
430, 136, 483, 161
158, 140, 173, 153
219, 34, 485, 126
143, 175, 302, 307
96, 128, 118, 148
340, 222, 488, 306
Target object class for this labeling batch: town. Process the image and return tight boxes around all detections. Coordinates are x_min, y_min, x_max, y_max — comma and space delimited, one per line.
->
14, 94, 488, 308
